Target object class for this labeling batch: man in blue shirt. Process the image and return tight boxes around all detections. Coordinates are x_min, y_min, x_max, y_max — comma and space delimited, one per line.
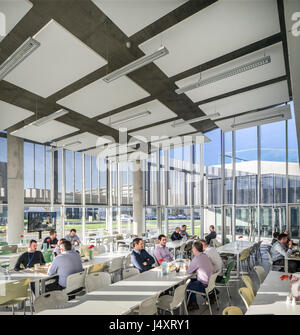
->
131, 238, 155, 273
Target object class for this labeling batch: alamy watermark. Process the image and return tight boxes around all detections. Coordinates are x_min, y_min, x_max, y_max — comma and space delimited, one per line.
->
0, 12, 6, 38
292, 12, 300, 37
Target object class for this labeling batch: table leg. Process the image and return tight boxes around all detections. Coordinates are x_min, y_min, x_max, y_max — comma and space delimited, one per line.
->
285, 258, 288, 273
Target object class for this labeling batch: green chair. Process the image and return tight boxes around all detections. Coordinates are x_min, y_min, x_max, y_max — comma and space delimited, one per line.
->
216, 261, 236, 304
42, 251, 53, 264
0, 249, 12, 255
0, 242, 8, 246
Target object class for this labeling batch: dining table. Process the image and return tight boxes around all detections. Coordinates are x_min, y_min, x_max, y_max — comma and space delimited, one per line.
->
246, 270, 300, 315
37, 265, 192, 315
217, 240, 255, 278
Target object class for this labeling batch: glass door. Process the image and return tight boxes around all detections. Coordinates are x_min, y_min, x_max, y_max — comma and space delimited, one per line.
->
290, 206, 300, 240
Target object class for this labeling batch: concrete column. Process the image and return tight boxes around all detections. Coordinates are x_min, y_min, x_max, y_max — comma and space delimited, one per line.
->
7, 134, 24, 245
132, 160, 143, 236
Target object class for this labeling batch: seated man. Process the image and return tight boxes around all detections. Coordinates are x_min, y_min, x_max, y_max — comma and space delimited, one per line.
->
154, 234, 173, 263
64, 229, 81, 246
14, 239, 45, 271
271, 233, 298, 273
171, 227, 183, 241
46, 240, 83, 292
42, 229, 58, 249
205, 225, 217, 245
271, 232, 279, 245
180, 225, 190, 239
199, 239, 223, 275
53, 238, 67, 257
186, 241, 214, 311
131, 238, 155, 273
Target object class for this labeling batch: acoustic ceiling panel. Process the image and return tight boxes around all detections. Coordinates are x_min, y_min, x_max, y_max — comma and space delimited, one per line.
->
0, 0, 32, 43
91, 0, 188, 37
11, 120, 79, 143
98, 99, 177, 130
175, 42, 286, 103
0, 100, 33, 131
52, 132, 112, 151
200, 81, 290, 119
139, 0, 280, 77
129, 120, 196, 142
4, 19, 107, 97
57, 75, 150, 118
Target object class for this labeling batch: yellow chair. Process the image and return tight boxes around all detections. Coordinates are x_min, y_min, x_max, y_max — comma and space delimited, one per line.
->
17, 247, 28, 253
254, 265, 266, 284
241, 275, 256, 297
239, 287, 254, 310
80, 245, 89, 257
87, 262, 105, 274
222, 306, 243, 315
0, 278, 31, 314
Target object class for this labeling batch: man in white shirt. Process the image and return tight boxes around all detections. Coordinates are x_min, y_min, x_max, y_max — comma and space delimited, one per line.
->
199, 239, 223, 274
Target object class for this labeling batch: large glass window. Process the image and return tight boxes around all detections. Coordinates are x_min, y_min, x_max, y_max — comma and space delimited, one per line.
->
0, 136, 7, 204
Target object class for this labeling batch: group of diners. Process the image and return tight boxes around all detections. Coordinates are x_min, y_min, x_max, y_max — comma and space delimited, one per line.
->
131, 225, 222, 311
14, 229, 83, 294
170, 224, 216, 245
270, 230, 300, 273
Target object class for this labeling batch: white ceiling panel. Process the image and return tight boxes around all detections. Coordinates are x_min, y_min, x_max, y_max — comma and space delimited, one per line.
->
0, 100, 33, 131
0, 0, 32, 42
57, 75, 150, 118
52, 132, 112, 151
175, 42, 286, 103
91, 0, 188, 37
129, 120, 196, 142
98, 99, 177, 130
11, 120, 79, 144
84, 143, 136, 158
139, 0, 280, 77
215, 104, 292, 132
4, 19, 107, 98
200, 81, 290, 119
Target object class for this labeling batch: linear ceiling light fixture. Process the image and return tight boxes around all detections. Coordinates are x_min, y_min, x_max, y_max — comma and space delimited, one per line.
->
175, 55, 271, 95
0, 37, 40, 81
230, 114, 285, 130
109, 110, 151, 126
172, 112, 220, 128
102, 46, 169, 83
31, 109, 69, 127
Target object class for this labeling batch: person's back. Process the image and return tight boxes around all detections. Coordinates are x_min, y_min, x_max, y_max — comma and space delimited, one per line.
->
48, 245, 83, 288
187, 252, 214, 285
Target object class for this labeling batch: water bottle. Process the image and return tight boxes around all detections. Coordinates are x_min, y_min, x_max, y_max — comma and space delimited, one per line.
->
161, 262, 167, 276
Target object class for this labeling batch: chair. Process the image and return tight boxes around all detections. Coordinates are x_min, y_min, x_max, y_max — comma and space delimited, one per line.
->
123, 253, 132, 269
176, 243, 186, 259
210, 238, 217, 247
238, 287, 254, 310
248, 244, 257, 268
187, 272, 220, 315
65, 270, 86, 298
108, 257, 125, 282
0, 278, 31, 314
241, 275, 256, 297
122, 268, 139, 279
158, 282, 188, 315
94, 245, 106, 254
138, 293, 159, 315
216, 261, 236, 303
85, 272, 111, 293
184, 241, 193, 258
17, 247, 28, 253
1, 245, 18, 253
87, 262, 105, 274
34, 290, 68, 313
254, 265, 266, 284
8, 255, 20, 271
233, 248, 251, 273
42, 251, 53, 264
222, 306, 243, 315
266, 250, 282, 271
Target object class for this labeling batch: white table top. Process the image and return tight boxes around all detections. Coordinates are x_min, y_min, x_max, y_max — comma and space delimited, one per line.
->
217, 241, 255, 255
246, 271, 300, 315
37, 266, 191, 315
